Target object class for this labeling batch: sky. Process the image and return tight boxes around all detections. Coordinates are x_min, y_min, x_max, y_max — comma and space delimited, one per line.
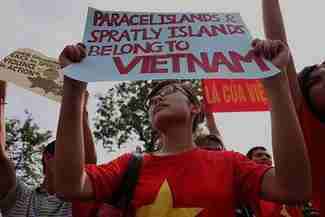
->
1, 0, 324, 163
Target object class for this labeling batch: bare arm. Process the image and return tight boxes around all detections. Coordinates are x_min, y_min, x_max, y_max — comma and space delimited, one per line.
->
0, 81, 6, 149
0, 81, 16, 198
253, 39, 311, 203
55, 45, 94, 200
262, 0, 303, 112
205, 111, 221, 137
83, 92, 97, 164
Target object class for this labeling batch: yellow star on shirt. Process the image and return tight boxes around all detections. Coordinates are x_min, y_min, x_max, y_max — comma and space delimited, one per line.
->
136, 180, 203, 217
280, 205, 292, 217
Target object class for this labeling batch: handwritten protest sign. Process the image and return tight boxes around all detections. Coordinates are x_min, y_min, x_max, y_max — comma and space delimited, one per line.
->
203, 79, 269, 112
0, 49, 62, 101
64, 7, 279, 82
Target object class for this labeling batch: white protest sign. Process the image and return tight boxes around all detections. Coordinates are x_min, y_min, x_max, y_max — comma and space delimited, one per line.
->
64, 7, 279, 82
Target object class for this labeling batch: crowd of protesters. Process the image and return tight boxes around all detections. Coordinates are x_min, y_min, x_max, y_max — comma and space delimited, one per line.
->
0, 0, 324, 216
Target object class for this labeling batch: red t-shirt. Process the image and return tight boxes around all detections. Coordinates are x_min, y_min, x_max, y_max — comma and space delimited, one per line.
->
86, 148, 271, 217
299, 101, 325, 213
259, 200, 303, 217
72, 201, 99, 217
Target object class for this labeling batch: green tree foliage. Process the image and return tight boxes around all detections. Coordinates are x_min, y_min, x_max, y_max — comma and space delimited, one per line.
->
5, 110, 52, 187
94, 81, 155, 152
93, 80, 203, 152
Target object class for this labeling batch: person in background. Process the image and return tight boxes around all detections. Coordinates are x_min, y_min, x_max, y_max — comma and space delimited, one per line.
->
195, 104, 225, 151
0, 81, 97, 217
261, 0, 325, 214
247, 146, 304, 217
246, 146, 272, 166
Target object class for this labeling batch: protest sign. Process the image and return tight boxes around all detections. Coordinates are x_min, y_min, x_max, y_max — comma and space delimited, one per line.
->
0, 49, 62, 102
64, 7, 279, 82
203, 79, 269, 112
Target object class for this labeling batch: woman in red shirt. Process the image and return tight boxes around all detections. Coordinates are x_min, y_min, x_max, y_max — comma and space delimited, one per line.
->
54, 39, 311, 217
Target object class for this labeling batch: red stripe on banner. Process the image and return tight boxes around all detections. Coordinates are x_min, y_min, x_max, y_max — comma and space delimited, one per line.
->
202, 79, 269, 112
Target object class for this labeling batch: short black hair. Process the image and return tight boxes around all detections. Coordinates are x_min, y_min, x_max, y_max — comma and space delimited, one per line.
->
195, 134, 225, 151
298, 65, 325, 123
246, 146, 267, 160
298, 65, 316, 106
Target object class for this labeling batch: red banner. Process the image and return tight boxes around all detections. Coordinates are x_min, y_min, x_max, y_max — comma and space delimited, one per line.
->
202, 79, 269, 112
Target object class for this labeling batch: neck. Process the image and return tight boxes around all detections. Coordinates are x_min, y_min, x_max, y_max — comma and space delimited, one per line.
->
158, 124, 196, 154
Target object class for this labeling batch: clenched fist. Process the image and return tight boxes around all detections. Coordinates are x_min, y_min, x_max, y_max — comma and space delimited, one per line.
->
59, 43, 87, 69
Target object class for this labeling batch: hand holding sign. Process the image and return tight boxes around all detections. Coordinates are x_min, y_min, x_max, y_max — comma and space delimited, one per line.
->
59, 43, 87, 69
59, 43, 88, 91
252, 39, 291, 94
251, 39, 290, 70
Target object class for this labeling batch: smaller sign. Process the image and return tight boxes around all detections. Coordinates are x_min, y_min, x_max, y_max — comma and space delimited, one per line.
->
0, 49, 62, 102
203, 79, 269, 112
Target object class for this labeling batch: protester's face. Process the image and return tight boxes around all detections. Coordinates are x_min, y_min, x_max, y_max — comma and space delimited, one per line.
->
148, 85, 196, 131
308, 62, 325, 114
251, 149, 272, 166
43, 153, 55, 194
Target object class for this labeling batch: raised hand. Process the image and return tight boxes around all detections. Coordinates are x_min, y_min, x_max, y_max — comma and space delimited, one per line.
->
252, 39, 290, 70
58, 43, 87, 90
